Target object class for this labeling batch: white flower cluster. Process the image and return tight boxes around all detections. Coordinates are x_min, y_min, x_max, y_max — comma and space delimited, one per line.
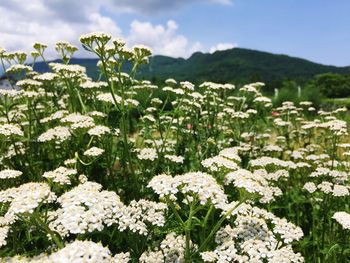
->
164, 154, 184, 163
61, 113, 95, 130
37, 126, 71, 143
1, 142, 26, 161
202, 204, 304, 262
84, 146, 105, 157
332, 211, 350, 230
139, 233, 189, 263
0, 123, 24, 137
0, 169, 22, 179
40, 110, 69, 123
48, 182, 167, 237
303, 182, 317, 193
50, 63, 86, 77
33, 72, 58, 82
225, 169, 282, 203
49, 240, 113, 262
12, 240, 129, 262
80, 80, 108, 89
42, 166, 77, 185
0, 182, 56, 218
137, 148, 158, 161
88, 125, 111, 137
48, 182, 124, 237
0, 226, 9, 248
250, 157, 297, 170
16, 79, 42, 89
118, 199, 167, 235
202, 156, 239, 172
97, 92, 122, 104
218, 147, 241, 163
148, 172, 228, 209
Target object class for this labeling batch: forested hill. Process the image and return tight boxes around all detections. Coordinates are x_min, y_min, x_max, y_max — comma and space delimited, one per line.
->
33, 48, 349, 87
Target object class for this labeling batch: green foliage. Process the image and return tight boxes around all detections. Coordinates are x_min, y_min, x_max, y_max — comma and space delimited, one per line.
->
1, 35, 350, 263
312, 73, 350, 98
32, 48, 350, 91
273, 80, 324, 108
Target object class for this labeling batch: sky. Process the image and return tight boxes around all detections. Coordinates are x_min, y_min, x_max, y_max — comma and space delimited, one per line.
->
0, 0, 349, 66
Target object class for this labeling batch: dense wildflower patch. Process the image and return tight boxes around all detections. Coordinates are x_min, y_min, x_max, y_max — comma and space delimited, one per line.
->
0, 32, 349, 262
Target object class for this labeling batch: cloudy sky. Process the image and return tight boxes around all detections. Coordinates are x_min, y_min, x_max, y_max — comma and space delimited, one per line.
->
0, 0, 349, 66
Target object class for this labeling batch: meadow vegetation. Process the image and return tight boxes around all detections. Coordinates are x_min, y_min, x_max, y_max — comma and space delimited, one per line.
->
0, 32, 349, 262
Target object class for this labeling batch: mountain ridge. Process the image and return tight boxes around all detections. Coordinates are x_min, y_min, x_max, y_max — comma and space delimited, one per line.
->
32, 47, 350, 88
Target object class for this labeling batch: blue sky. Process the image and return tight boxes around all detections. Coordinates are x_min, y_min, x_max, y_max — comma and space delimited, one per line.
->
0, 0, 349, 66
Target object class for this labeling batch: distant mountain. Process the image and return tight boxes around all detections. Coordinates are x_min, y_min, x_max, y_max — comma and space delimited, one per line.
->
33, 48, 350, 88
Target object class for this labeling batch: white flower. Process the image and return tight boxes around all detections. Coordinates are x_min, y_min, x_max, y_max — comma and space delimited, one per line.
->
96, 92, 122, 104
2, 182, 56, 217
303, 182, 317, 193
49, 240, 113, 262
38, 126, 71, 143
0, 169, 22, 179
140, 233, 190, 263
137, 148, 158, 161
202, 156, 238, 172
84, 147, 105, 157
80, 80, 108, 89
88, 125, 111, 137
0, 124, 24, 137
43, 167, 77, 185
332, 212, 350, 230
49, 182, 123, 237
61, 113, 95, 130
164, 154, 184, 164
148, 172, 228, 209
0, 226, 9, 248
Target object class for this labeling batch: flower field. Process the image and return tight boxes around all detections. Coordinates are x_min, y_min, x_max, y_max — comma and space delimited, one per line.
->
0, 32, 349, 262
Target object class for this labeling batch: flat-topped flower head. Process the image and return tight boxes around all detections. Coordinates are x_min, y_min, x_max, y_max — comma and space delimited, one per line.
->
80, 80, 108, 89
80, 32, 112, 48
38, 126, 71, 143
49, 182, 124, 237
49, 63, 86, 77
112, 38, 126, 50
88, 125, 111, 137
332, 211, 350, 230
49, 240, 114, 262
140, 233, 189, 263
61, 113, 95, 130
16, 79, 42, 90
32, 42, 47, 53
43, 166, 77, 185
0, 169, 22, 180
132, 44, 152, 62
84, 146, 105, 157
137, 147, 157, 161
12, 51, 27, 64
34, 72, 58, 82
6, 64, 33, 74
2, 182, 56, 216
0, 124, 24, 137
148, 172, 228, 209
55, 41, 78, 53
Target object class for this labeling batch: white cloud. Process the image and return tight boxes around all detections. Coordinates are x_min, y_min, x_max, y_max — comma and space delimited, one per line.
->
105, 0, 233, 14
209, 0, 233, 5
127, 20, 203, 58
210, 42, 237, 53
0, 0, 234, 60
0, 2, 122, 59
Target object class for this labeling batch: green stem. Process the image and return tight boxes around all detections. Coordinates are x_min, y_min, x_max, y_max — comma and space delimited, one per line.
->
198, 201, 242, 252
185, 202, 195, 262
32, 212, 64, 249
